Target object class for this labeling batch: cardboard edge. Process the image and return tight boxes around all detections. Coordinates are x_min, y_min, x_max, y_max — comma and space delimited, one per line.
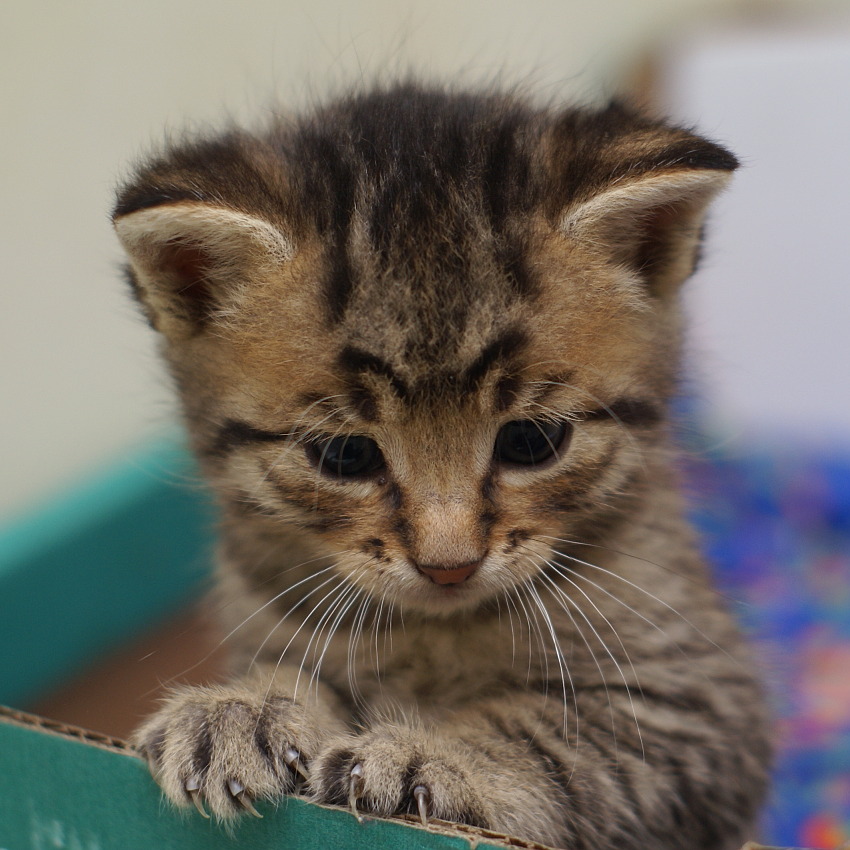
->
0, 703, 132, 755
0, 704, 552, 850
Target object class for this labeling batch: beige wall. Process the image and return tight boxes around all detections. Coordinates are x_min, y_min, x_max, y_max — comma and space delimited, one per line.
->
0, 0, 842, 519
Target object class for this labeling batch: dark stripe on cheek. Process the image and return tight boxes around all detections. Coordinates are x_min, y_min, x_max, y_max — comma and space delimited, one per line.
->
300, 516, 352, 533
206, 419, 289, 456
297, 391, 330, 408
504, 528, 528, 553
386, 483, 403, 511
480, 469, 500, 535
227, 492, 281, 518
582, 399, 661, 428
536, 448, 617, 513
362, 537, 386, 559
481, 469, 497, 503
480, 508, 499, 536
269, 479, 352, 529
391, 518, 411, 547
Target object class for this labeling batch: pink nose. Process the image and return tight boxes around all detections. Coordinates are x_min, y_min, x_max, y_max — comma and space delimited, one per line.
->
416, 560, 480, 585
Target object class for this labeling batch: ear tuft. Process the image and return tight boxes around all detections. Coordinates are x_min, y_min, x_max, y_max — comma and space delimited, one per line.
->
547, 106, 737, 296
114, 202, 293, 337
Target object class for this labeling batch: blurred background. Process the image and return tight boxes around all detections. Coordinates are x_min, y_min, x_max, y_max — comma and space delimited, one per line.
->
1, 0, 849, 846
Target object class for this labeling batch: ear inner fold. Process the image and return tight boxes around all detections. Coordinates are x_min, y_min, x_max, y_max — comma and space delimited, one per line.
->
114, 202, 293, 337
559, 169, 733, 296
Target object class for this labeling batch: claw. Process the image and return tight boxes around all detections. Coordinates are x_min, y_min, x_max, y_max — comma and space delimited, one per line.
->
284, 746, 310, 782
413, 784, 430, 826
227, 778, 263, 818
348, 762, 365, 823
185, 776, 210, 819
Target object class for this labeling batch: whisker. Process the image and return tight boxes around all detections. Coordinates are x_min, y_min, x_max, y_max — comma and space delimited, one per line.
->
552, 559, 681, 651
247, 568, 346, 671
256, 571, 357, 713
512, 582, 561, 749
524, 582, 573, 740
138, 554, 344, 697
347, 593, 372, 706
538, 535, 744, 602
530, 418, 563, 464
543, 544, 738, 666
521, 582, 583, 785
544, 566, 644, 695
501, 591, 519, 665
536, 564, 644, 761
250, 395, 349, 492
310, 418, 355, 513
291, 565, 371, 700
306, 583, 365, 700
526, 546, 643, 687
511, 583, 547, 686
383, 594, 397, 660
370, 593, 387, 676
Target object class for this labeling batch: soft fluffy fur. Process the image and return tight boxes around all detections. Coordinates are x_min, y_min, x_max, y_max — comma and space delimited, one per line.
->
115, 83, 770, 849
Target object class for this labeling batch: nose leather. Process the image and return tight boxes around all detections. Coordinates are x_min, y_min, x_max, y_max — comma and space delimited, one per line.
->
416, 560, 480, 585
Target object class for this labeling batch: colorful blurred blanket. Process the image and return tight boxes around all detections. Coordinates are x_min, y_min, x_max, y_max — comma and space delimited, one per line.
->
685, 447, 850, 848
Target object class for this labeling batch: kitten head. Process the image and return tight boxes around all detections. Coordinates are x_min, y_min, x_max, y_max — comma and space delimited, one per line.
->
114, 85, 735, 616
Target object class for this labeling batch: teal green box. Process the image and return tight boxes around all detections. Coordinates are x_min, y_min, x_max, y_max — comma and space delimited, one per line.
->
0, 436, 215, 706
0, 706, 526, 850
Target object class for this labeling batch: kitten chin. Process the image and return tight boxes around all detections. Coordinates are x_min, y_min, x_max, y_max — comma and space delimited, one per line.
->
115, 82, 770, 849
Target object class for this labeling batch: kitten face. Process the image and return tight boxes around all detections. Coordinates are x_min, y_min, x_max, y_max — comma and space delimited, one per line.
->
115, 86, 733, 617
157, 219, 666, 617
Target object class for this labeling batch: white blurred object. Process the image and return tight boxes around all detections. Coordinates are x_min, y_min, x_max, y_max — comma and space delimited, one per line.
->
659, 22, 850, 444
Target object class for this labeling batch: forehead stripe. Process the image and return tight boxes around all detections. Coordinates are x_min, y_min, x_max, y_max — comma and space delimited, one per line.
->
463, 327, 527, 387
337, 346, 410, 400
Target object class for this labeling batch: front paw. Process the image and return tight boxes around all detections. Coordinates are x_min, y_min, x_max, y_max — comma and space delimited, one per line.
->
310, 727, 490, 828
134, 685, 322, 819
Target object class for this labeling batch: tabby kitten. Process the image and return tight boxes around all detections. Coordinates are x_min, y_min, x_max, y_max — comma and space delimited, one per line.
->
115, 83, 770, 849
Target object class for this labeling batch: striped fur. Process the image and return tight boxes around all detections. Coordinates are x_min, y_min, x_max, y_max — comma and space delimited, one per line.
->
116, 83, 770, 849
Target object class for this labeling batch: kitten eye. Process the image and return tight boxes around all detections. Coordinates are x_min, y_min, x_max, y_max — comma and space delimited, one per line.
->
307, 434, 385, 477
494, 420, 572, 466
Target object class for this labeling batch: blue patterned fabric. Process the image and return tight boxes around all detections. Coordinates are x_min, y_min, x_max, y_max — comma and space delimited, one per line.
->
684, 448, 850, 848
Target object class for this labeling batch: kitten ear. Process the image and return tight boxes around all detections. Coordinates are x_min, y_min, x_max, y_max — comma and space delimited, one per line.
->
558, 141, 735, 296
114, 202, 293, 338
